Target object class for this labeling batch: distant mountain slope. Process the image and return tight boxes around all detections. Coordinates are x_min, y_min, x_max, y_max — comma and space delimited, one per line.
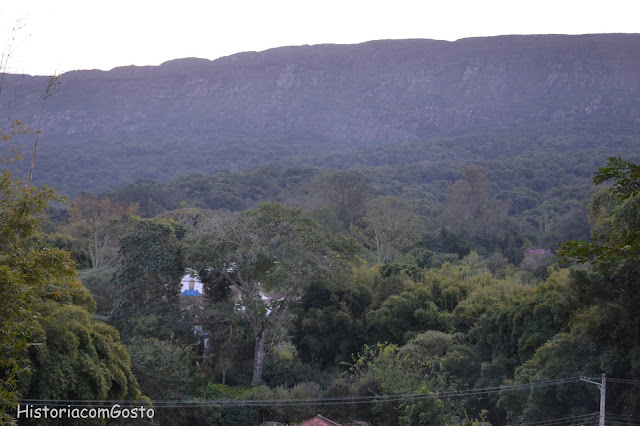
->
2, 34, 639, 193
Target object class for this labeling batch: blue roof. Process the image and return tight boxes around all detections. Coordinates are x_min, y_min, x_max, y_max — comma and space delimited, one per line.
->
180, 289, 202, 296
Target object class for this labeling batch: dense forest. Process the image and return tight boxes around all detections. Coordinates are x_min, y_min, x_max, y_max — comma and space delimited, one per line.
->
2, 35, 640, 426
4, 147, 640, 424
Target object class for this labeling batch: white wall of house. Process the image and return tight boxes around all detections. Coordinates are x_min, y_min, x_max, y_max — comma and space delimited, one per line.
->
180, 273, 204, 295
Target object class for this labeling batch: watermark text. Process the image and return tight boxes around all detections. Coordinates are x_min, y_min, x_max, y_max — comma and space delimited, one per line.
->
16, 404, 154, 420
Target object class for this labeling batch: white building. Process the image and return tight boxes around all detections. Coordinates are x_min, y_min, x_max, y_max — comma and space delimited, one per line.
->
179, 272, 204, 296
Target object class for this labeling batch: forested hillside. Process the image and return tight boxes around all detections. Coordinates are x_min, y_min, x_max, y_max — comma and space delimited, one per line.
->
3, 34, 640, 194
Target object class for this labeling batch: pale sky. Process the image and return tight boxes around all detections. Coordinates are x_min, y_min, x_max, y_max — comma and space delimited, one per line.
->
1, 0, 638, 76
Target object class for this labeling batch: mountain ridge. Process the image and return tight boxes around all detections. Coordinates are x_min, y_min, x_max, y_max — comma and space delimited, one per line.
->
2, 34, 639, 193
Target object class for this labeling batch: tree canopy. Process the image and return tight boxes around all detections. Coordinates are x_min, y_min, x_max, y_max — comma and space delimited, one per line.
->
111, 218, 187, 342
189, 202, 337, 384
0, 170, 145, 424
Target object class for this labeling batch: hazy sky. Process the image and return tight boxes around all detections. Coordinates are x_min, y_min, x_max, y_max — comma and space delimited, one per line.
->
1, 0, 638, 76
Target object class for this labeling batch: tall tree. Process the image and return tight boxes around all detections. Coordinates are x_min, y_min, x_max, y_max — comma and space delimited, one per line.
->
292, 276, 373, 367
558, 157, 640, 272
191, 202, 332, 384
0, 171, 145, 424
68, 194, 137, 269
111, 218, 186, 342
444, 166, 511, 244
362, 196, 422, 264
0, 171, 75, 423
306, 170, 371, 231
558, 157, 640, 342
20, 280, 144, 410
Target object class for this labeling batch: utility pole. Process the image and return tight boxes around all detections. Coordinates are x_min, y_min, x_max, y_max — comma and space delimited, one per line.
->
600, 374, 606, 426
580, 374, 606, 426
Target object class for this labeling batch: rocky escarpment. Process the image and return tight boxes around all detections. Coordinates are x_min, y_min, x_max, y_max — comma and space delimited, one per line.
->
3, 34, 639, 145
2, 34, 639, 194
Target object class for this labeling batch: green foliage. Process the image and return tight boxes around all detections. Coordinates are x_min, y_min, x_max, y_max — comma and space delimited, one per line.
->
198, 307, 255, 386
430, 228, 473, 258
344, 265, 580, 424
0, 170, 145, 425
500, 331, 600, 423
366, 284, 442, 345
345, 342, 461, 425
190, 202, 336, 384
197, 384, 258, 426
126, 338, 193, 399
110, 167, 317, 217
20, 281, 143, 404
400, 384, 447, 426
12, 46, 640, 424
379, 263, 423, 280
66, 194, 136, 269
449, 270, 572, 376
82, 131, 638, 262
292, 277, 373, 367
558, 157, 640, 274
444, 166, 512, 246
111, 218, 187, 342
249, 381, 324, 424
502, 157, 640, 422
125, 338, 202, 426
499, 301, 640, 421
78, 267, 118, 317
593, 156, 640, 197
362, 263, 420, 306
303, 169, 372, 231
557, 157, 640, 342
0, 171, 76, 423
9, 138, 640, 423
401, 331, 480, 388
263, 358, 334, 389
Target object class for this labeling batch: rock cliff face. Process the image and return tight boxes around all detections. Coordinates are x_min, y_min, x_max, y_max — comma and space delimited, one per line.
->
3, 34, 640, 146
2, 34, 640, 194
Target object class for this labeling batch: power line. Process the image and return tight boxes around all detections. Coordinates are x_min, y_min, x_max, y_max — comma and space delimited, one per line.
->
507, 412, 599, 426
608, 378, 640, 385
606, 414, 640, 421
20, 377, 582, 408
605, 413, 640, 425
17, 375, 640, 412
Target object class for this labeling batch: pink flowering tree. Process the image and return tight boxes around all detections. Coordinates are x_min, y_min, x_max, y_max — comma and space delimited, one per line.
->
520, 248, 554, 278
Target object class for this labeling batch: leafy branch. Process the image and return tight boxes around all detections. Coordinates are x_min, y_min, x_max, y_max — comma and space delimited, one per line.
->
557, 157, 640, 276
